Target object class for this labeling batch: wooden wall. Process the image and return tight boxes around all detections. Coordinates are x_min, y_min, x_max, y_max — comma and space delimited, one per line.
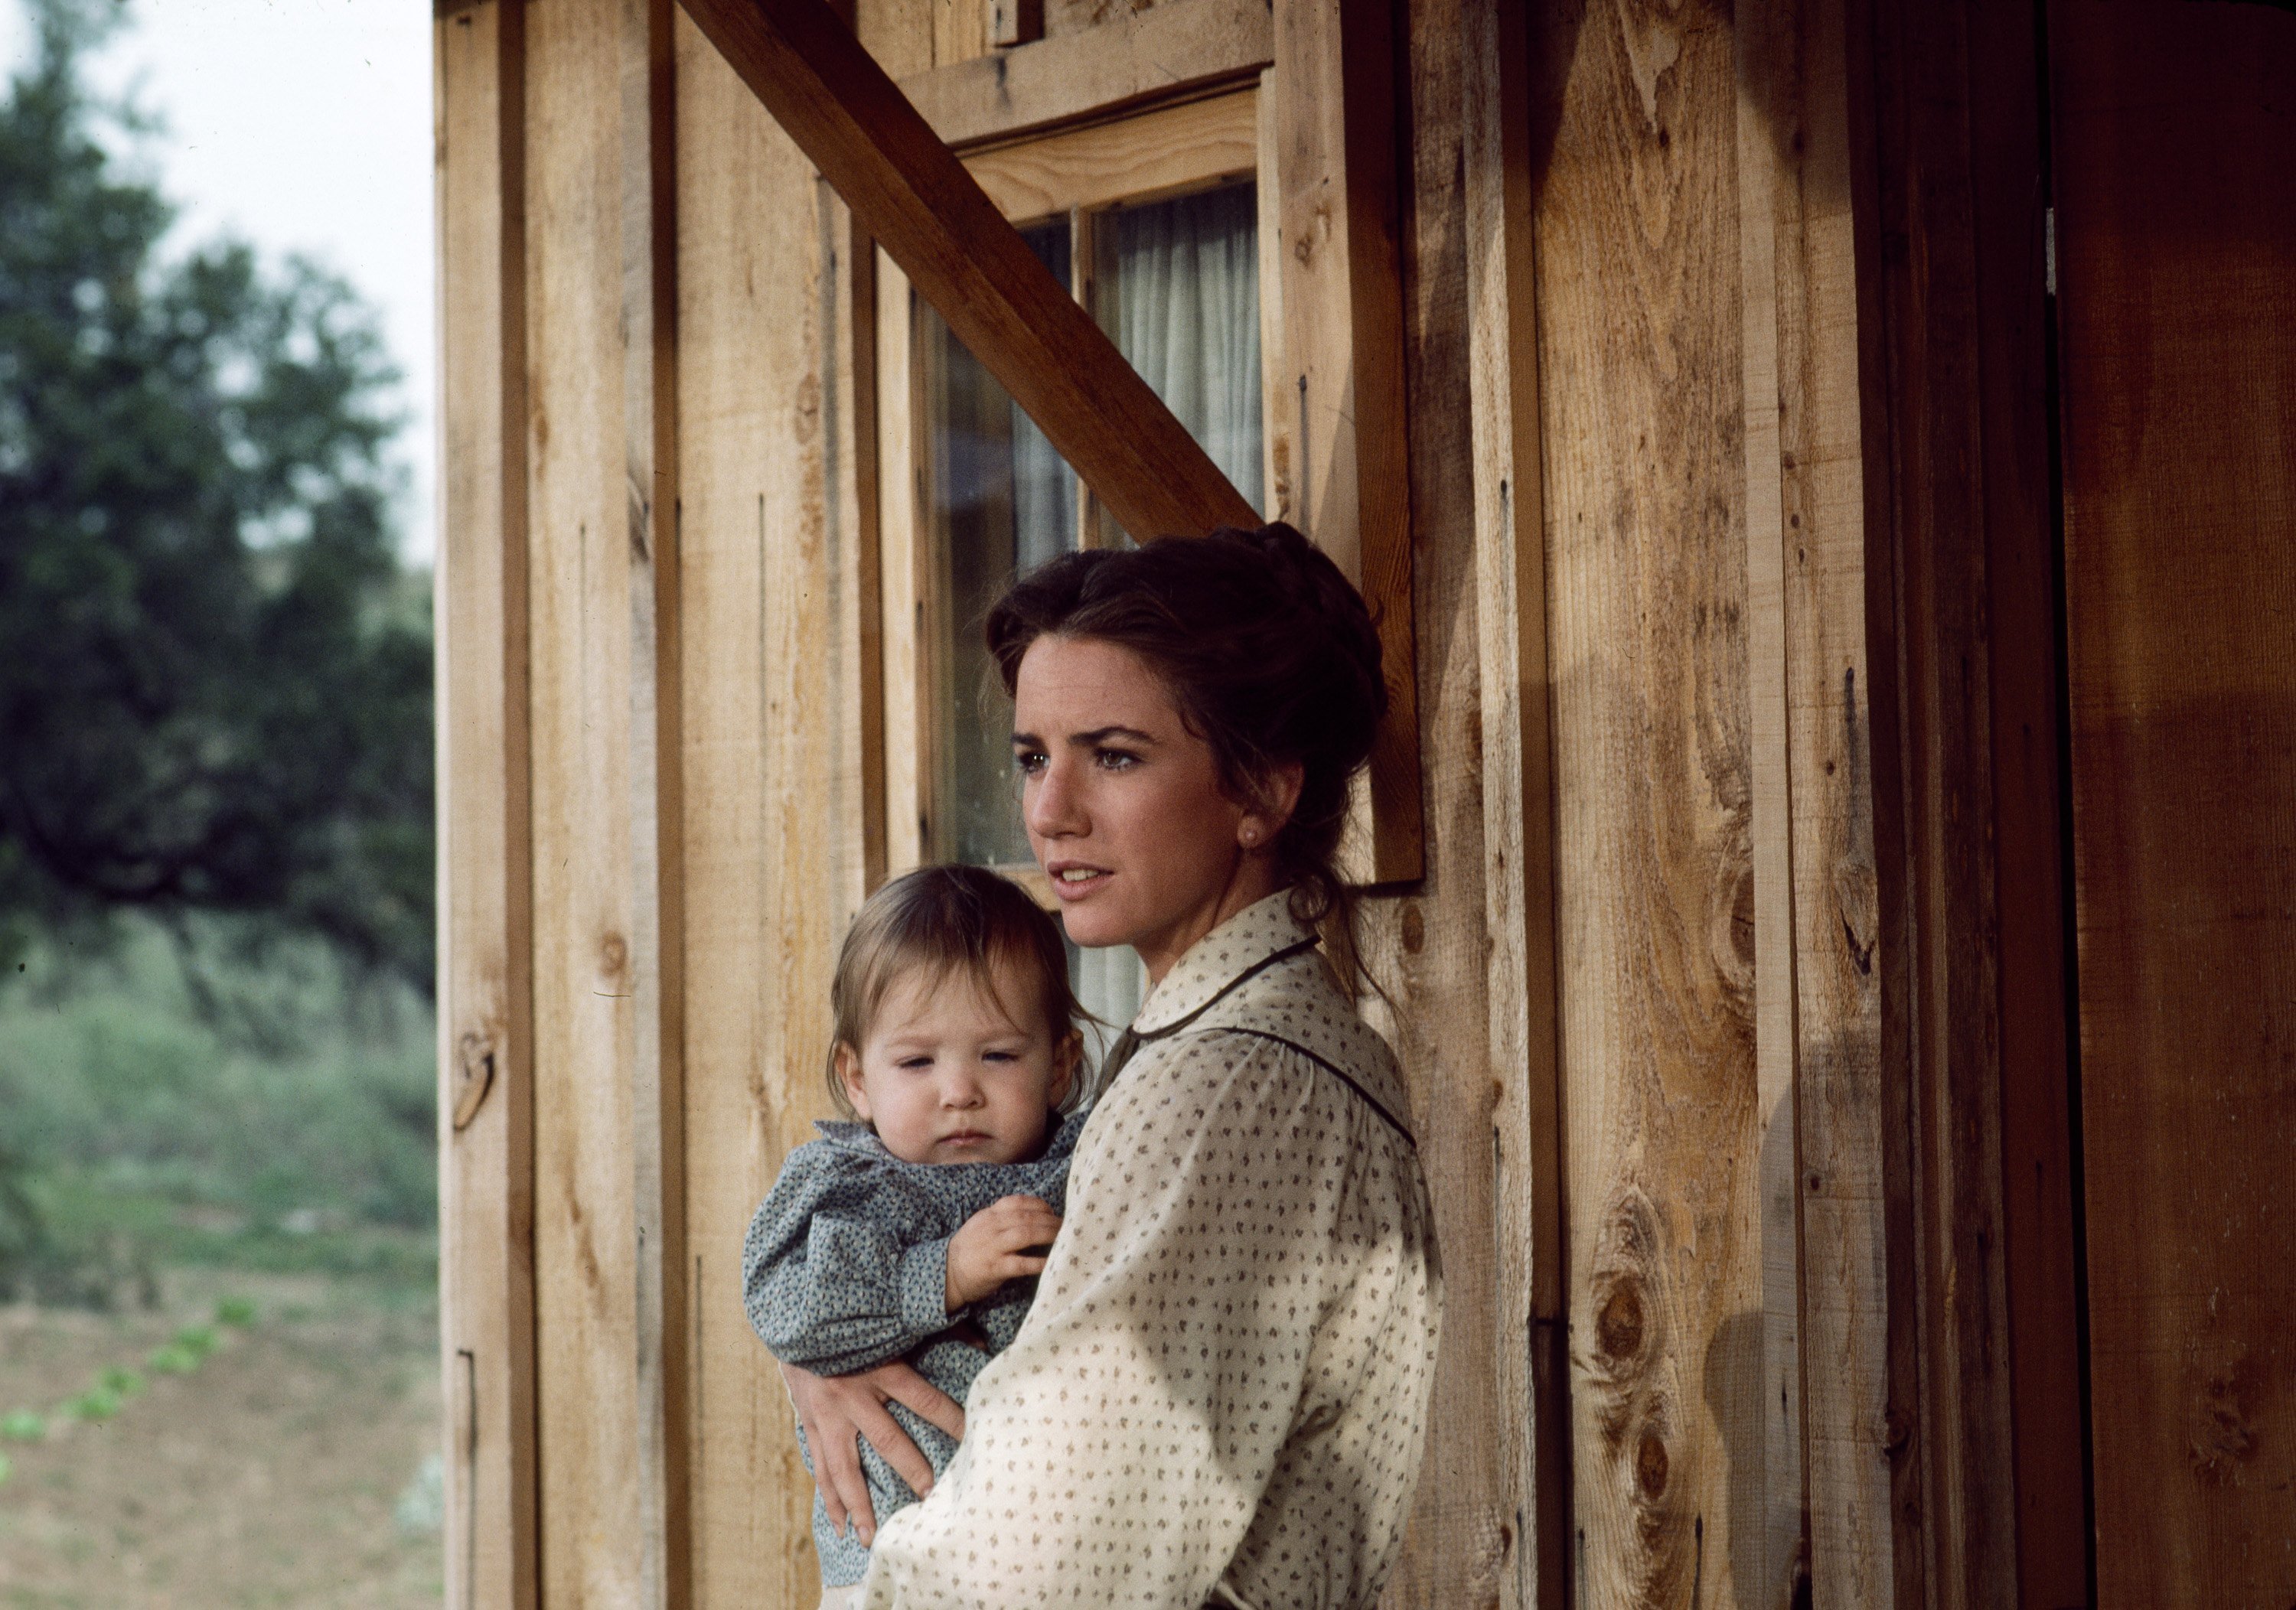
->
432, 0, 2129, 1604
2053, 4, 2296, 1604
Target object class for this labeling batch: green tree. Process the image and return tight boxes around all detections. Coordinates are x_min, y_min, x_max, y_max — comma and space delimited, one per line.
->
0, 0, 432, 988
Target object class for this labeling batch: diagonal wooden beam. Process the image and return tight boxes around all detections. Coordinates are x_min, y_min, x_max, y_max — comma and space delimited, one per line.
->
677, 0, 1260, 543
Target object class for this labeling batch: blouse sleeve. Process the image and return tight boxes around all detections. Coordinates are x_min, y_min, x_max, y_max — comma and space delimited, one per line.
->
741, 1146, 954, 1377
854, 1029, 1391, 1608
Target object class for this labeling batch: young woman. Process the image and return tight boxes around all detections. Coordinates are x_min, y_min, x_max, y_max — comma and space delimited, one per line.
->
779, 522, 1442, 1609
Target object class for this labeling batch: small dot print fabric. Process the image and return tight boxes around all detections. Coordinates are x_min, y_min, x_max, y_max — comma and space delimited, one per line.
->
856, 892, 1443, 1610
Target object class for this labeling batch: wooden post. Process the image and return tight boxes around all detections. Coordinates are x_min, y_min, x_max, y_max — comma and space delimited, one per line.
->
1461, 0, 1566, 1598
1269, 0, 1423, 882
435, 3, 538, 1605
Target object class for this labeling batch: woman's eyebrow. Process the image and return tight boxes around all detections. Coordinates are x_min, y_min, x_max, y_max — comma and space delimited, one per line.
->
1009, 725, 1160, 748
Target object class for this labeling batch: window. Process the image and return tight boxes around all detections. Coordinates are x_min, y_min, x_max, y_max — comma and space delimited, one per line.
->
877, 88, 1275, 1041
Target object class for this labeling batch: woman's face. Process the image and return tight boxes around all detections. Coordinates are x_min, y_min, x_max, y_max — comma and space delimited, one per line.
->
1013, 634, 1293, 982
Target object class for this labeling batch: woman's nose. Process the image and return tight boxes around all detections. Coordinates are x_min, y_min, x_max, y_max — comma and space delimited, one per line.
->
1024, 754, 1086, 839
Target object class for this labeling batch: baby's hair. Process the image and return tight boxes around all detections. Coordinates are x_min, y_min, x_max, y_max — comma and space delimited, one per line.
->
824, 863, 1090, 1120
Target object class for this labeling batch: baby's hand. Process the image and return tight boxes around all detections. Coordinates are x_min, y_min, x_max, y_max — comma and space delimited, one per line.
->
944, 1195, 1062, 1312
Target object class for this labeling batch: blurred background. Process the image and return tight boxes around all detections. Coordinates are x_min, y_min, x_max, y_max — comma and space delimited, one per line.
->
0, 0, 442, 1602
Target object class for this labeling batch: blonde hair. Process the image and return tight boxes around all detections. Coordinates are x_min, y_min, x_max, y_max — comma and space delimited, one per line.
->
825, 864, 1089, 1120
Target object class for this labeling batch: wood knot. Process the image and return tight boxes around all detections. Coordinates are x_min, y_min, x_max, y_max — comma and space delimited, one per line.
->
452, 1032, 496, 1130
1400, 902, 1425, 955
1597, 1282, 1646, 1361
598, 932, 629, 979
1635, 1431, 1669, 1498
1883, 1404, 1913, 1459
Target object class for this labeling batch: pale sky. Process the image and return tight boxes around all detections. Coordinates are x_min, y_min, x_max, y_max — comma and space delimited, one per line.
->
2, 0, 438, 563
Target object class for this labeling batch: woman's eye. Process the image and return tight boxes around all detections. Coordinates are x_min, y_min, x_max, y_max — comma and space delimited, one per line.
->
1094, 747, 1140, 771
1013, 749, 1047, 776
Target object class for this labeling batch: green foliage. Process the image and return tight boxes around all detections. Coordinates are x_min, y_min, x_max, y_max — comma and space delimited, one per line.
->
98, 1364, 145, 1397
0, 0, 433, 988
0, 1409, 46, 1442
145, 1344, 196, 1375
65, 1385, 121, 1421
215, 1294, 256, 1327
171, 1325, 217, 1361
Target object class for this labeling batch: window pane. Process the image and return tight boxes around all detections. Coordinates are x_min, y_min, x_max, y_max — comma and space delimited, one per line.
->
1096, 181, 1263, 516
921, 221, 1071, 868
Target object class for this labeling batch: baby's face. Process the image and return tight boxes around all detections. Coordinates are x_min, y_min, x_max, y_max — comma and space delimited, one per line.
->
837, 953, 1075, 1166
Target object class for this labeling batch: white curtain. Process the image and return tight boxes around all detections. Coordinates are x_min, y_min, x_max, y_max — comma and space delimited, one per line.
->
1101, 182, 1263, 513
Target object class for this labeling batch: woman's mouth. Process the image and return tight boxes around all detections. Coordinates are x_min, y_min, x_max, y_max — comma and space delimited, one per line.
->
1046, 862, 1111, 900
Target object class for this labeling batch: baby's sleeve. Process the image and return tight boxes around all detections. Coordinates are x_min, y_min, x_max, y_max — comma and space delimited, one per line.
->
741, 1146, 956, 1376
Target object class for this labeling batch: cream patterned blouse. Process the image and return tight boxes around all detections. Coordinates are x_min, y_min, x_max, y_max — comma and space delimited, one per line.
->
855, 891, 1443, 1609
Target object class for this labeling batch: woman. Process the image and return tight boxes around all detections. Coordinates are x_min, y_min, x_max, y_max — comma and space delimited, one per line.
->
784, 522, 1442, 1609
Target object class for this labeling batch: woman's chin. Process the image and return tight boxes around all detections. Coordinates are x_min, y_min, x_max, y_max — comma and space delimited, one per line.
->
1057, 902, 1131, 953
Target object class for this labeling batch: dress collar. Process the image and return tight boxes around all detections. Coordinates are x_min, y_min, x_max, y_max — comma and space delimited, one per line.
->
1132, 890, 1322, 1037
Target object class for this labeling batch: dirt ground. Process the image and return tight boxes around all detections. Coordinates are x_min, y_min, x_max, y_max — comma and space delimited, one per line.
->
0, 1267, 442, 1609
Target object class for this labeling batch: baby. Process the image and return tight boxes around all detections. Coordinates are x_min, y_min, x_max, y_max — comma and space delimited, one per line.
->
741, 863, 1089, 1605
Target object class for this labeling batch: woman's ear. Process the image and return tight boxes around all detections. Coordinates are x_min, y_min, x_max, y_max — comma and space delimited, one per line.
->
1048, 1029, 1082, 1110
832, 1041, 872, 1122
1238, 761, 1306, 849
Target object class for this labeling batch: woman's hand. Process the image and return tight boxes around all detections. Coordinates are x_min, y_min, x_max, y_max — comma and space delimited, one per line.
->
778, 1358, 966, 1544
944, 1194, 1063, 1311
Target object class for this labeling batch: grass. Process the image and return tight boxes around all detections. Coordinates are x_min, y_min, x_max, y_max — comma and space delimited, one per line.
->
0, 915, 436, 1307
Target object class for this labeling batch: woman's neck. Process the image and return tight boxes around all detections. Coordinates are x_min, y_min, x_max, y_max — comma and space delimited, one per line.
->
1137, 859, 1287, 983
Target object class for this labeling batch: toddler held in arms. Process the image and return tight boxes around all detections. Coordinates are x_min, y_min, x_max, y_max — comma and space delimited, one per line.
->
741, 864, 1090, 1605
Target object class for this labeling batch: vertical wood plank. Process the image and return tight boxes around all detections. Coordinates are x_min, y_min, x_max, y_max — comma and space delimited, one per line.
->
621, 5, 689, 1605
2053, 5, 2296, 1603
876, 252, 928, 876
673, 9, 844, 1601
1730, 4, 1810, 1599
1760, 0, 1895, 1599
1851, 2, 2040, 1599
1531, 0, 1765, 1599
1254, 69, 1293, 530
435, 4, 538, 1604
1366, 0, 1521, 1596
523, 0, 667, 1595
822, 192, 889, 902
1460, 0, 1565, 1600
1270, 0, 1424, 883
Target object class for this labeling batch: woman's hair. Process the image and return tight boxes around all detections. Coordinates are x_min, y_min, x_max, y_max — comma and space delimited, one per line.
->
983, 521, 1388, 943
825, 863, 1088, 1120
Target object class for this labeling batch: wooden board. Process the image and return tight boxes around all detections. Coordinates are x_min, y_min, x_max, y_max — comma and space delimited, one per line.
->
1743, 0, 1893, 1598
2052, 5, 2296, 1603
1459, 0, 1564, 1599
1853, 3, 2072, 1599
900, 0, 1270, 151
1268, 0, 1422, 884
433, 4, 537, 1603
960, 89, 1255, 227
521, 0, 661, 1598
1357, 0, 1511, 1596
671, 12, 848, 1602
1528, 0, 1764, 1599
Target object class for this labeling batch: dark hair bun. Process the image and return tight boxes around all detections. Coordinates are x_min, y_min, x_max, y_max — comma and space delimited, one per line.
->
985, 521, 1388, 914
